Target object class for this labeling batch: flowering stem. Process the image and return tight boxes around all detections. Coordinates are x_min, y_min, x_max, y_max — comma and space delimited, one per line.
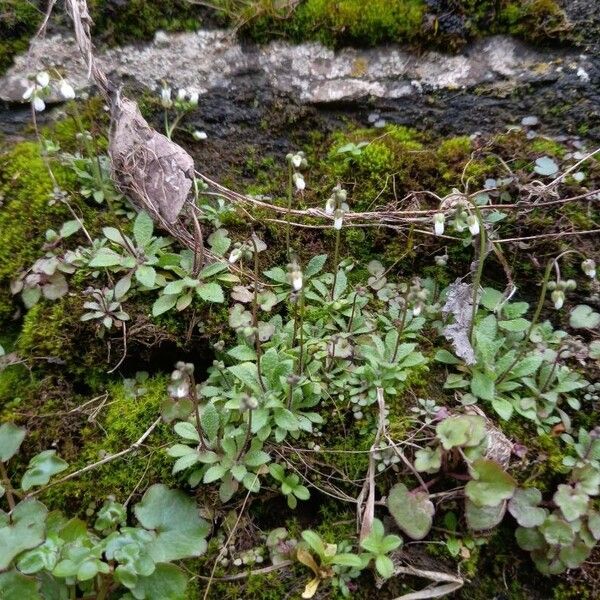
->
497, 259, 554, 384
347, 292, 358, 331
468, 202, 486, 344
330, 227, 341, 301
251, 239, 266, 393
189, 373, 206, 450
392, 304, 409, 363
164, 110, 170, 139
236, 409, 253, 462
286, 163, 293, 258
298, 289, 305, 375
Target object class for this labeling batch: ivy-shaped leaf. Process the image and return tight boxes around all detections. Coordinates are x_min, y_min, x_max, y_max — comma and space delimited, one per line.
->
465, 459, 516, 507
508, 488, 547, 527
196, 282, 224, 303
465, 498, 506, 530
134, 484, 209, 562
553, 484, 589, 522
436, 415, 486, 450
21, 451, 68, 491
0, 500, 47, 570
0, 423, 26, 462
0, 570, 41, 600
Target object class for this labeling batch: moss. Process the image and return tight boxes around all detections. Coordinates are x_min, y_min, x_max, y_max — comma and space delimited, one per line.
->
16, 297, 109, 382
0, 362, 31, 413
0, 142, 77, 323
40, 375, 176, 512
216, 0, 570, 48
0, 0, 40, 74
497, 0, 570, 42
282, 0, 426, 47
529, 137, 567, 158
88, 0, 204, 46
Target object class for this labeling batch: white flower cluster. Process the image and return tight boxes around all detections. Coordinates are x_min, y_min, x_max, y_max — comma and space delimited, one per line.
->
287, 260, 303, 292
325, 184, 349, 230
582, 259, 596, 279
159, 86, 199, 109
23, 71, 76, 112
286, 151, 308, 192
432, 209, 479, 237
548, 278, 576, 310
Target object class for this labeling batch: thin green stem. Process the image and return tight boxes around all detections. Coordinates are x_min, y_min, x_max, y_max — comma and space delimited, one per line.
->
330, 227, 341, 301
236, 409, 253, 462
497, 259, 554, 384
392, 304, 409, 362
164, 110, 170, 139
0, 462, 15, 511
298, 289, 305, 375
286, 164, 293, 258
251, 238, 266, 392
347, 292, 358, 332
468, 201, 487, 344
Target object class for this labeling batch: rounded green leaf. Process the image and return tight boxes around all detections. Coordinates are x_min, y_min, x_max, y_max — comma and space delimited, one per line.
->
375, 554, 395, 579
134, 484, 209, 562
0, 423, 26, 462
0, 500, 48, 570
508, 488, 546, 528
21, 450, 68, 491
569, 305, 600, 329
0, 570, 41, 600
465, 498, 506, 530
465, 459, 516, 508
196, 282, 224, 303
152, 294, 178, 316
387, 483, 434, 540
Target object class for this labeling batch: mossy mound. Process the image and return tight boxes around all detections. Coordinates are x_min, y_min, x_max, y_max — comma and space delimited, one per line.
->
0, 142, 77, 323
35, 375, 177, 513
0, 0, 40, 74
216, 0, 571, 48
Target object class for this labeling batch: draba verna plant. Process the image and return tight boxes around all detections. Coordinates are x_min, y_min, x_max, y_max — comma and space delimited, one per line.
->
5, 62, 600, 600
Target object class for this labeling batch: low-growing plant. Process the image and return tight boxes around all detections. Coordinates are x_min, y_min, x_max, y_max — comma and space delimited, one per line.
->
0, 423, 209, 599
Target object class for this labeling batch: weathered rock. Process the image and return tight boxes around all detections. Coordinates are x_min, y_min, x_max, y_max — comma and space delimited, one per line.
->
1, 27, 598, 142
0, 30, 590, 105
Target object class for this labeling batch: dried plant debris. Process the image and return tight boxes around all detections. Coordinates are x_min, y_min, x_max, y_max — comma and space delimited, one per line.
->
442, 280, 476, 365
109, 98, 195, 224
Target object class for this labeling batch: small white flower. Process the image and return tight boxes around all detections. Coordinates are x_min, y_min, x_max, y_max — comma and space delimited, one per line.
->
334, 208, 344, 230
193, 130, 207, 141
59, 80, 76, 100
229, 247, 243, 264
433, 212, 445, 236
36, 71, 50, 88
551, 289, 564, 310
412, 303, 422, 316
33, 96, 46, 112
333, 186, 347, 203
293, 172, 305, 191
292, 271, 303, 291
325, 196, 335, 216
467, 215, 480, 236
160, 87, 172, 108
177, 88, 187, 101
188, 91, 199, 105
22, 85, 35, 100
291, 153, 302, 168
582, 259, 596, 279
